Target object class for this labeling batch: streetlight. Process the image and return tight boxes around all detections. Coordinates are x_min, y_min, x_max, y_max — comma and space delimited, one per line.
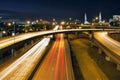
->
69, 18, 72, 20
12, 21, 16, 44
12, 22, 15, 36
2, 31, 6, 34
52, 22, 56, 26
95, 17, 98, 20
2, 31, 6, 37
36, 20, 39, 23
7, 22, 12, 26
61, 21, 65, 25
53, 18, 55, 22
40, 19, 42, 21
26, 20, 30, 25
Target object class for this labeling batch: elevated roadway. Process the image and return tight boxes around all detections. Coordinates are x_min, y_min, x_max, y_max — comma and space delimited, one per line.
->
94, 32, 120, 70
0, 29, 118, 50
0, 25, 74, 80
0, 38, 50, 80
0, 25, 59, 80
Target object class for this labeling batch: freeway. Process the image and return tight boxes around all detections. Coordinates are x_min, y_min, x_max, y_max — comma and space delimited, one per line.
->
94, 32, 120, 64
33, 34, 74, 80
0, 25, 60, 80
0, 28, 118, 50
0, 38, 50, 80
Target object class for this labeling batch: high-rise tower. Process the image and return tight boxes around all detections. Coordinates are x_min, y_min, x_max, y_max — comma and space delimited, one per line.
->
84, 13, 89, 24
99, 12, 102, 23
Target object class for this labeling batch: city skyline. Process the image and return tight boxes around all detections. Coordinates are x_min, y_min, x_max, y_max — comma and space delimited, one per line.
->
0, 0, 120, 21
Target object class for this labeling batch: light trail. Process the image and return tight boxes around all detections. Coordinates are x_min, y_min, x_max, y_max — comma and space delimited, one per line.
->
0, 38, 50, 80
0, 25, 59, 80
54, 34, 66, 80
33, 34, 66, 80
0, 28, 117, 50
33, 26, 74, 80
94, 32, 120, 56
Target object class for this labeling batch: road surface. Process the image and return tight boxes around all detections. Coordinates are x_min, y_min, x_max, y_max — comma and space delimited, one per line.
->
94, 32, 120, 56
69, 34, 109, 80
33, 34, 74, 80
0, 38, 50, 80
0, 28, 116, 50
94, 32, 120, 64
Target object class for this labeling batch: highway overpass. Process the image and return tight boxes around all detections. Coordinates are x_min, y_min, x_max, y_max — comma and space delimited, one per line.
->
0, 28, 119, 50
0, 27, 120, 80
94, 32, 120, 70
0, 25, 75, 80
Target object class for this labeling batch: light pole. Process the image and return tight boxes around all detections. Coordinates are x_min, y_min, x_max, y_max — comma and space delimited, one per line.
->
12, 21, 15, 44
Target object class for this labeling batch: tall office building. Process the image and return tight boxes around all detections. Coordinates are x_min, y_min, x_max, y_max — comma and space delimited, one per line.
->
84, 13, 89, 24
99, 12, 102, 23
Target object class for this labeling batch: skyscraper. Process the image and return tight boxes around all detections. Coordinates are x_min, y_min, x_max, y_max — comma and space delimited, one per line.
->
84, 13, 89, 24
99, 12, 102, 23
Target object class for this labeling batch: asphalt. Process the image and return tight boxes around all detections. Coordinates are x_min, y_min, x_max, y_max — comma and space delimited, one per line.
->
69, 34, 109, 80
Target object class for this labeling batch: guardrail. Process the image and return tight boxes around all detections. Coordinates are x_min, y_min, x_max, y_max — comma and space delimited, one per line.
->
0, 29, 119, 50
94, 32, 120, 70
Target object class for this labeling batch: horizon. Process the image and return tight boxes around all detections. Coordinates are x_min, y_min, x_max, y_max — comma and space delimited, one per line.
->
0, 10, 116, 22
0, 0, 120, 22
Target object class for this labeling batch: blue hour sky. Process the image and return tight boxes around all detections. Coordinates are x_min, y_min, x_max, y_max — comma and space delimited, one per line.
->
0, 0, 120, 21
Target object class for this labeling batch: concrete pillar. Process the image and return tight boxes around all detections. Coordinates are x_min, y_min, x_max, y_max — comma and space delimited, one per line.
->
117, 64, 120, 71
65, 33, 68, 39
31, 40, 34, 44
98, 48, 102, 54
75, 32, 78, 36
24, 43, 27, 46
89, 31, 94, 39
11, 48, 15, 57
0, 54, 3, 59
89, 34, 92, 39
75, 32, 80, 38
105, 56, 111, 61
52, 34, 56, 40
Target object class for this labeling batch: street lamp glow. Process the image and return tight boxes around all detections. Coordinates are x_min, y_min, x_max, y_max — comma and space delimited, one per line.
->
61, 21, 65, 25
40, 19, 42, 21
52, 22, 56, 25
36, 20, 39, 23
69, 18, 72, 20
53, 18, 55, 21
2, 31, 6, 34
95, 17, 98, 20
12, 21, 15, 25
26, 21, 30, 24
7, 22, 12, 26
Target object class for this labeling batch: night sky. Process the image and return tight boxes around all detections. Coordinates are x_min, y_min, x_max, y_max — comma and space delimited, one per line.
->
0, 0, 120, 21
